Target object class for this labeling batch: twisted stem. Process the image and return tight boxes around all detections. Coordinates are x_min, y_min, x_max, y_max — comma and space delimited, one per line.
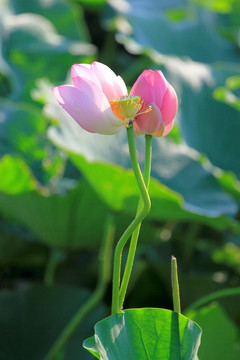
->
111, 127, 151, 314
119, 134, 152, 309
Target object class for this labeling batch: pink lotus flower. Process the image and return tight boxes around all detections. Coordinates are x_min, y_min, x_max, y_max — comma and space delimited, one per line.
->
52, 62, 128, 135
52, 62, 178, 137
130, 70, 178, 137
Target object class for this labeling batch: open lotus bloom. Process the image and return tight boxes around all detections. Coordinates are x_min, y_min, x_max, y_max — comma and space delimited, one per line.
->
52, 62, 178, 137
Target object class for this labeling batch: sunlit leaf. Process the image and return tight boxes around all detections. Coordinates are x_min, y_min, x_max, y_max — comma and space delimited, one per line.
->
83, 308, 201, 359
189, 0, 236, 13
0, 0, 96, 101
0, 155, 37, 194
107, 0, 239, 63
47, 103, 239, 231
70, 153, 239, 231
0, 100, 65, 184
213, 75, 240, 111
166, 62, 240, 179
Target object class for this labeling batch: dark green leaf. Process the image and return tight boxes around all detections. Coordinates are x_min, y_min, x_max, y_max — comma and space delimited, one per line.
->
187, 303, 240, 360
0, 218, 47, 267
0, 285, 106, 360
0, 180, 109, 250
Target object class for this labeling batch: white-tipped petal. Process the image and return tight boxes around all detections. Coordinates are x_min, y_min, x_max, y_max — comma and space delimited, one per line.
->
91, 61, 128, 101
52, 85, 122, 135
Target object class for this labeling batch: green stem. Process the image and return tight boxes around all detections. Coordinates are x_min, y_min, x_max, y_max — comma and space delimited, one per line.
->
44, 249, 65, 286
184, 287, 240, 314
171, 256, 181, 313
119, 134, 152, 309
111, 127, 151, 314
44, 214, 115, 360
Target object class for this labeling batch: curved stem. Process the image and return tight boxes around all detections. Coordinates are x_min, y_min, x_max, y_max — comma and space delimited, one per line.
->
44, 214, 115, 360
119, 134, 152, 309
184, 287, 240, 315
44, 249, 65, 286
111, 127, 151, 314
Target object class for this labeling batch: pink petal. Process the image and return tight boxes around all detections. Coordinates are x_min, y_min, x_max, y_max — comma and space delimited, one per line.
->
134, 103, 162, 135
149, 70, 168, 109
130, 71, 156, 107
52, 85, 122, 135
133, 121, 144, 136
71, 64, 102, 90
162, 120, 174, 137
71, 73, 110, 111
153, 119, 174, 137
90, 62, 128, 101
161, 84, 178, 126
130, 70, 178, 126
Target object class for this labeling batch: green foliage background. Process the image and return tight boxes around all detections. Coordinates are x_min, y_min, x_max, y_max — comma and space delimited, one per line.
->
0, 0, 240, 359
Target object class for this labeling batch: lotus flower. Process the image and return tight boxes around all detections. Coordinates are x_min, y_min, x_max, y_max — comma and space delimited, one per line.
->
52, 62, 128, 135
130, 70, 178, 137
52, 62, 178, 137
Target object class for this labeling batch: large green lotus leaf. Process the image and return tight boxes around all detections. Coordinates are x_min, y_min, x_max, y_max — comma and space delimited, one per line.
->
0, 154, 37, 194
217, 171, 240, 201
79, 0, 107, 10
107, 0, 239, 64
188, 0, 238, 13
0, 179, 110, 250
0, 0, 95, 101
0, 184, 156, 250
0, 152, 154, 250
70, 153, 239, 231
0, 101, 46, 156
164, 61, 240, 179
0, 155, 48, 266
83, 308, 201, 359
0, 284, 106, 360
9, 0, 90, 41
47, 104, 239, 230
187, 303, 240, 360
0, 100, 65, 184
213, 75, 240, 112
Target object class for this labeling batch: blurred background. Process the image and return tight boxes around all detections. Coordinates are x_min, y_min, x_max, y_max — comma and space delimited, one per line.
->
0, 0, 240, 359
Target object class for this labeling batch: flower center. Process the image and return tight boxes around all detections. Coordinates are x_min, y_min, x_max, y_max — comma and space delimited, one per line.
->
110, 95, 151, 127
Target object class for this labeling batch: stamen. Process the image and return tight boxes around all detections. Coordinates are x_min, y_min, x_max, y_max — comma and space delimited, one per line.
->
110, 95, 151, 127
137, 104, 152, 117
